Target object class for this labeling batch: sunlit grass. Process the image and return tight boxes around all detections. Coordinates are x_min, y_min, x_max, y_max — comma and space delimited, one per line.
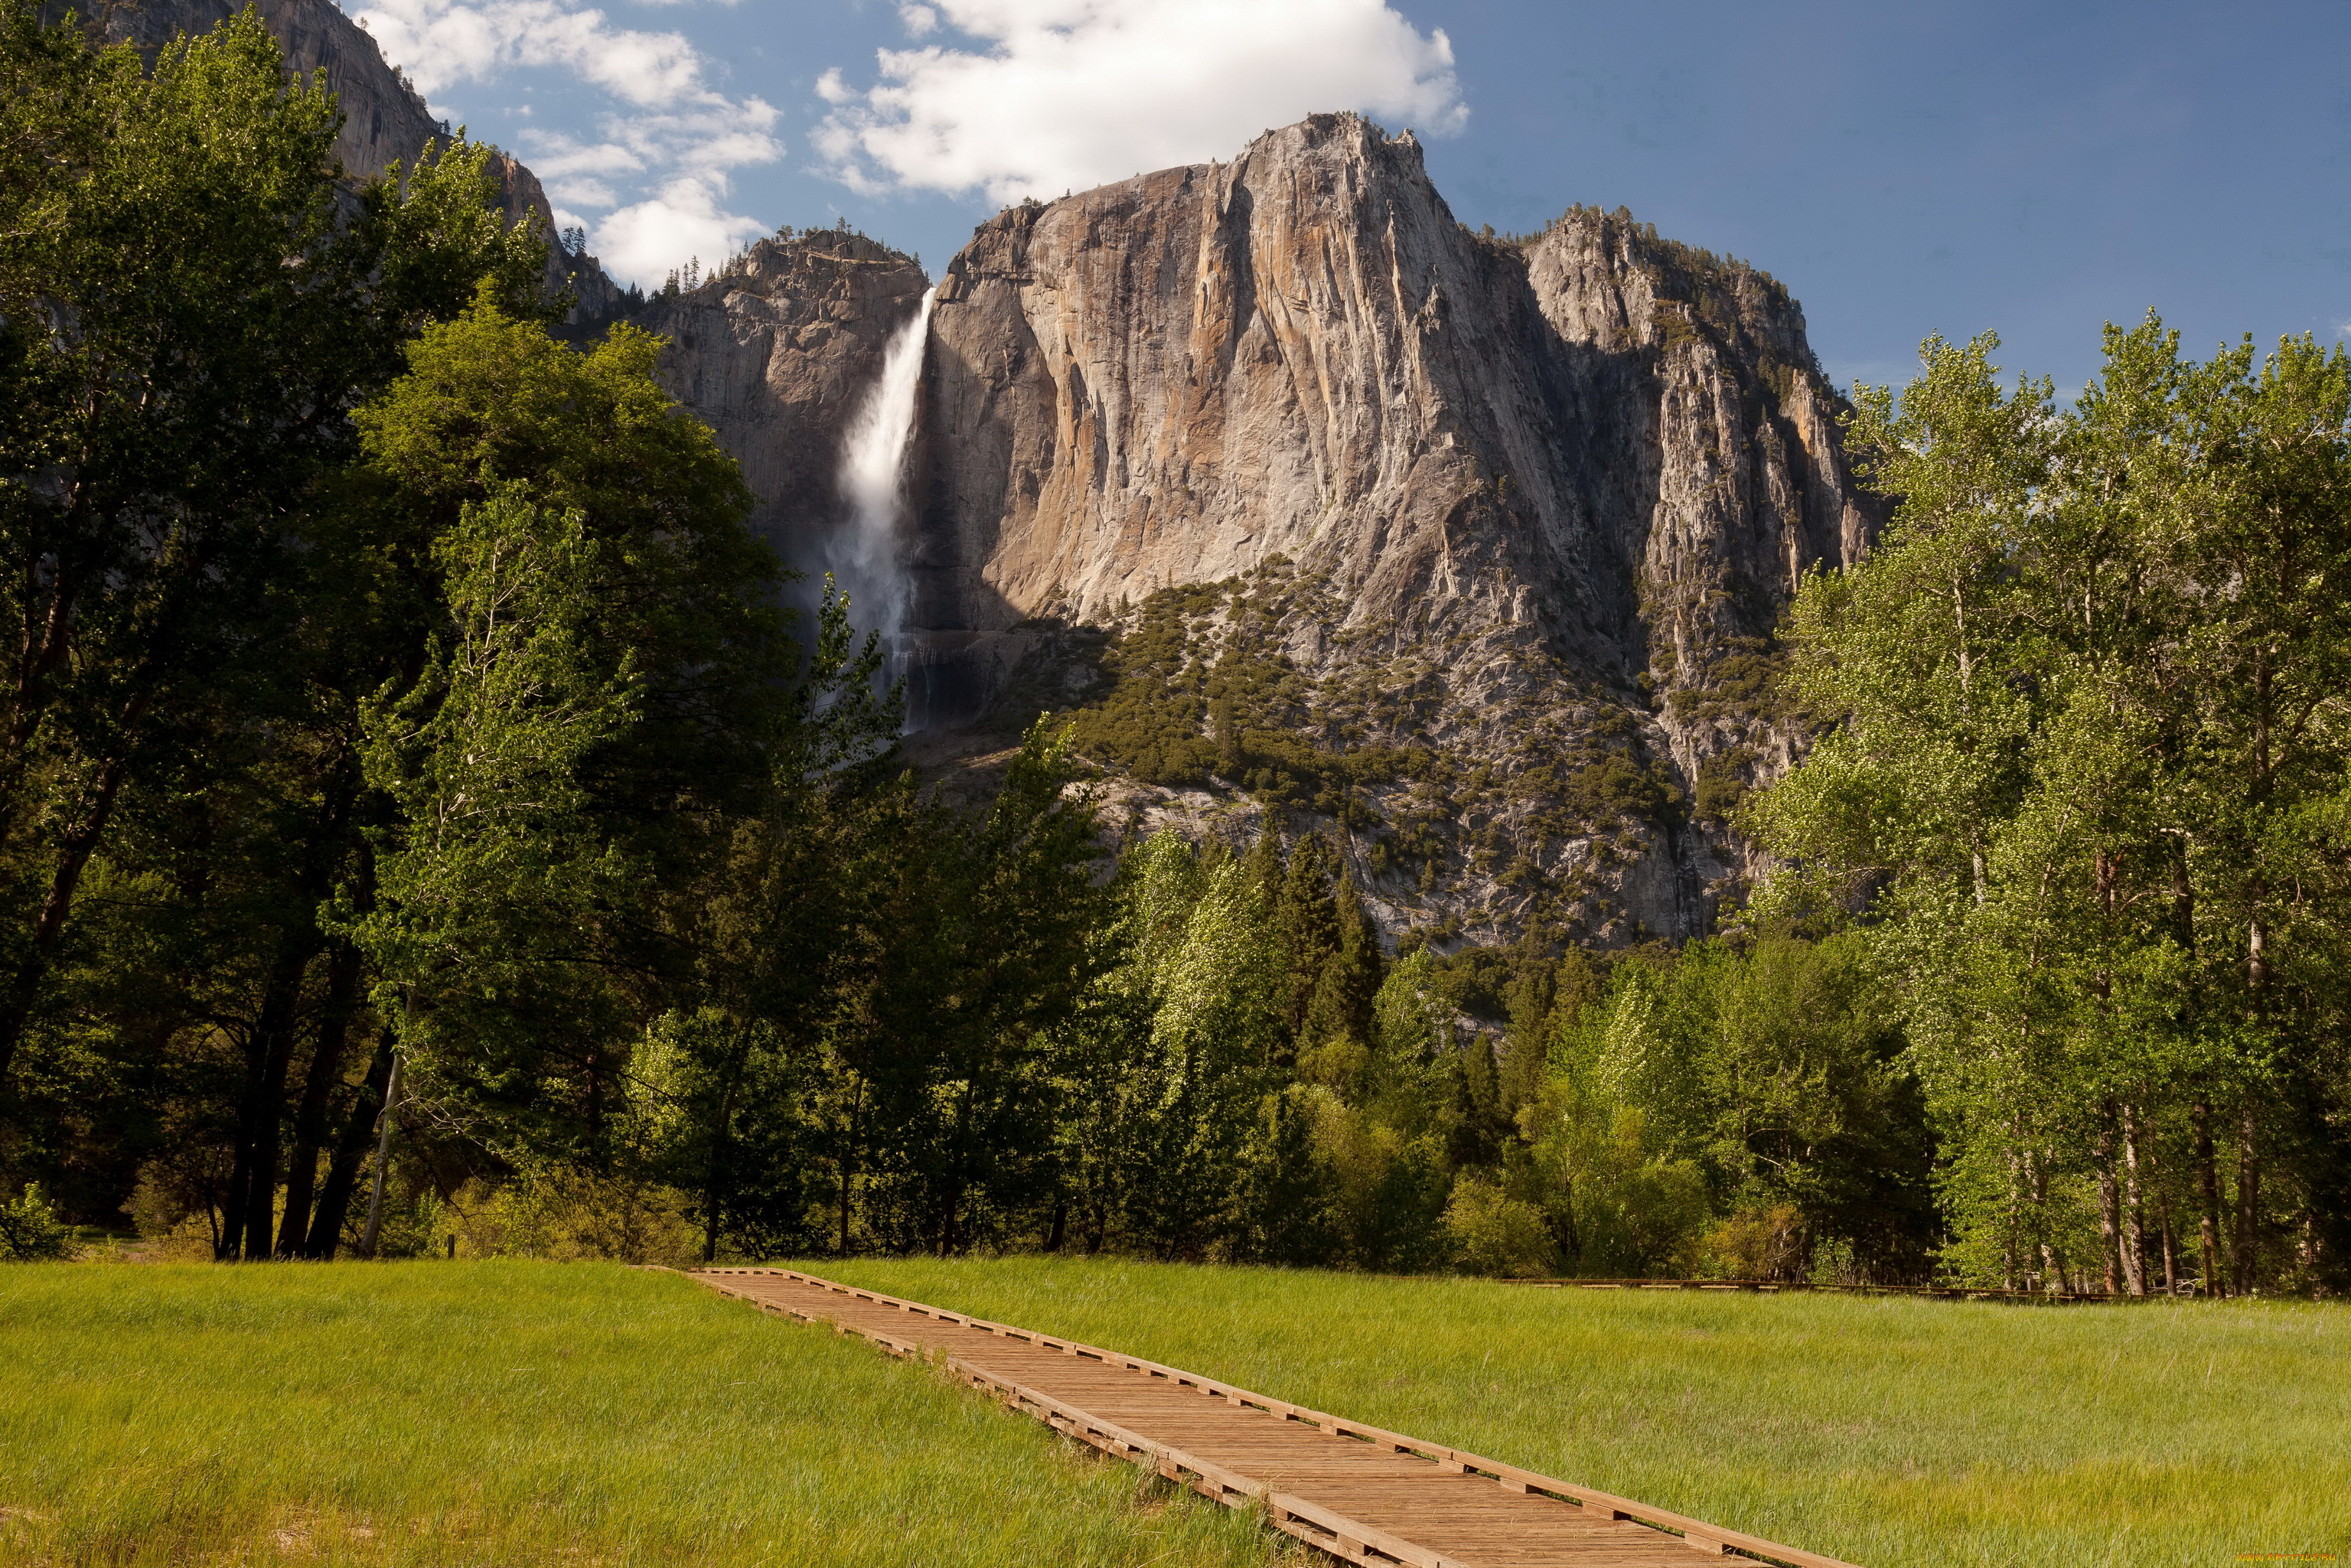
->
10, 1257, 2338, 1568
0, 1261, 1296, 1566
813, 1257, 2351, 1568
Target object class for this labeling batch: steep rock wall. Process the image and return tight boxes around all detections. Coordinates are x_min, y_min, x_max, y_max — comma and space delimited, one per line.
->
915, 119, 1624, 663
625, 230, 930, 553
882, 115, 1873, 944
914, 115, 1866, 677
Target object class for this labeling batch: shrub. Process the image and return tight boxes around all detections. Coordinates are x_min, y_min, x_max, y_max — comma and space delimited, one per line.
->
1443, 1177, 1557, 1277
0, 1182, 72, 1261
1701, 1203, 1805, 1281
1061, 582, 1405, 817
1692, 748, 1754, 823
1564, 752, 1678, 823
371, 1188, 451, 1260
129, 1170, 220, 1260
452, 1167, 701, 1266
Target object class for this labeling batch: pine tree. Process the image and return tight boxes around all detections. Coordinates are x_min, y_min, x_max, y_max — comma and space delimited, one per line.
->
1275, 832, 1342, 1046
1244, 818, 1283, 907
1300, 869, 1384, 1081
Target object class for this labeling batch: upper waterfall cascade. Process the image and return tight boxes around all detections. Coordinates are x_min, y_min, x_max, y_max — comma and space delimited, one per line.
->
831, 285, 937, 662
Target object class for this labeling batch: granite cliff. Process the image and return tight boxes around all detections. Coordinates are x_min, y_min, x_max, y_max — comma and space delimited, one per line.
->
618, 231, 931, 553
644, 116, 1874, 947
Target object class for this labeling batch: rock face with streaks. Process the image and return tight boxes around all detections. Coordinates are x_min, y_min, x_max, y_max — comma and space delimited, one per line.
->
623, 230, 932, 549
912, 116, 1870, 650
868, 114, 1873, 944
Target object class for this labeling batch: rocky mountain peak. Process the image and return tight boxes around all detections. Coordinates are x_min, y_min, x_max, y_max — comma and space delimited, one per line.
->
58, 0, 443, 180
869, 113, 1879, 946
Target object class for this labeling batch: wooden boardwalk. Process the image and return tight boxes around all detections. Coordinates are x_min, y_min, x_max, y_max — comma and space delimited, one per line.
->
689, 1268, 1860, 1568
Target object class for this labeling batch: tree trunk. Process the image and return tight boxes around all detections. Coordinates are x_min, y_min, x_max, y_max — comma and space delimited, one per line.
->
2233, 1104, 2260, 1295
703, 1071, 739, 1266
2119, 1100, 2147, 1295
2160, 1189, 2178, 1294
2096, 1102, 2124, 1295
937, 1176, 960, 1257
2029, 1148, 2061, 1293
219, 1102, 256, 1261
359, 1051, 405, 1257
835, 1077, 862, 1257
583, 1051, 604, 1162
304, 1040, 394, 1259
235, 934, 317, 1260
2002, 1143, 2023, 1292
1560, 1174, 1583, 1270
2235, 644, 2272, 1294
937, 1079, 977, 1257
0, 566, 87, 859
836, 1150, 853, 1257
276, 939, 364, 1256
2193, 1099, 2223, 1295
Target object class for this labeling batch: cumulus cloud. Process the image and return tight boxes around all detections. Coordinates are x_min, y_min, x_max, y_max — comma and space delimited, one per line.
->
357, 0, 706, 104
814, 0, 1467, 204
595, 176, 769, 287
354, 0, 778, 285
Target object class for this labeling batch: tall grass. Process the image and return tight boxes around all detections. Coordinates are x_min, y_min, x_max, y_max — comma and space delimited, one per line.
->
814, 1257, 2350, 1568
0, 1261, 1296, 1566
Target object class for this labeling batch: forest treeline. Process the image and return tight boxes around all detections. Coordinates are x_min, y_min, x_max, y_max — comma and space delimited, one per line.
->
1749, 325, 2351, 1294
2, 5, 2346, 1293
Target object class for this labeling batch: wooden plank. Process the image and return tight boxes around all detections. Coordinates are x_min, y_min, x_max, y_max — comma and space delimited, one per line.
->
687, 1269, 1864, 1568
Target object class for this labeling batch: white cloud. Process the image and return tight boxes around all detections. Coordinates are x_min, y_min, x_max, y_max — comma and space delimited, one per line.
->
548, 176, 618, 207
814, 0, 1466, 204
354, 0, 778, 285
357, 0, 703, 104
522, 132, 645, 181
595, 177, 768, 287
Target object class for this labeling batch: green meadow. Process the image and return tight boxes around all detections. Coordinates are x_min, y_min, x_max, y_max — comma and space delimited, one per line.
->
6, 1258, 2344, 1567
0, 1262, 1292, 1567
818, 1257, 2351, 1568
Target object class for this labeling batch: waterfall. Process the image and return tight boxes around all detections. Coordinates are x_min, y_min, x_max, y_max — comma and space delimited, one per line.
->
831, 285, 937, 693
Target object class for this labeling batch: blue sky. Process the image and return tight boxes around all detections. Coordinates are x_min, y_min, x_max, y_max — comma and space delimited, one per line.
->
354, 0, 2351, 397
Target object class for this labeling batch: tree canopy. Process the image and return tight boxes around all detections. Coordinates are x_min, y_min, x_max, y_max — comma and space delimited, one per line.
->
1750, 318, 2351, 1293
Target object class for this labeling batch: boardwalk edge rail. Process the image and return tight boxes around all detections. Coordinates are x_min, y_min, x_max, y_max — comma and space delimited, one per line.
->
1494, 1276, 2173, 1302
687, 1266, 1863, 1568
